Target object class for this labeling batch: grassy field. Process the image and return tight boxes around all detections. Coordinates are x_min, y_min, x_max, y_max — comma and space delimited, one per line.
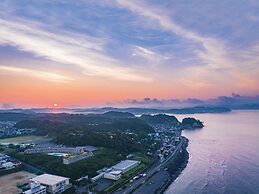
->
0, 171, 36, 194
0, 135, 47, 144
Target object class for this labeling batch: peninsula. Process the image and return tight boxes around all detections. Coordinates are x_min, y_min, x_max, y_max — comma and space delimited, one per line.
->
0, 111, 203, 193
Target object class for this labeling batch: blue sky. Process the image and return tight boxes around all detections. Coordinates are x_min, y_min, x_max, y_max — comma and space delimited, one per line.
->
0, 0, 259, 107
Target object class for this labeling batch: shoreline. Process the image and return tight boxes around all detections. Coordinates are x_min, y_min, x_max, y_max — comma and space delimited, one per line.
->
156, 137, 189, 194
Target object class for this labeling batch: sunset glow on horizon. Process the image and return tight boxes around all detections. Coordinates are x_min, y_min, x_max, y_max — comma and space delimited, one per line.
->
0, 1, 259, 108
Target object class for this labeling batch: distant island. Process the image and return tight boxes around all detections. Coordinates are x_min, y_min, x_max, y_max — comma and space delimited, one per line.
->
181, 117, 204, 129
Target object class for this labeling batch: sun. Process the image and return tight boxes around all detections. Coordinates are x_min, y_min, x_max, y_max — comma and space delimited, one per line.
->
53, 103, 58, 108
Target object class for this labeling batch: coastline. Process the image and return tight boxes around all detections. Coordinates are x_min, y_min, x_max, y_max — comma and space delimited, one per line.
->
156, 138, 189, 194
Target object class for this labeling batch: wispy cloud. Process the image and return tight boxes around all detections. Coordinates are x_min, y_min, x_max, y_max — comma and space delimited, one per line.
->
0, 65, 73, 83
132, 46, 168, 64
132, 46, 168, 59
114, 1, 249, 79
0, 0, 258, 105
113, 0, 259, 91
0, 18, 151, 82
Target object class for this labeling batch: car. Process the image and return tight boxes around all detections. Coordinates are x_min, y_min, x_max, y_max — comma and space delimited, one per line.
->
133, 175, 141, 180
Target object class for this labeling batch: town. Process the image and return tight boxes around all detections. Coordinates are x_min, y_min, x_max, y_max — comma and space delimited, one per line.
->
0, 121, 35, 138
0, 111, 200, 193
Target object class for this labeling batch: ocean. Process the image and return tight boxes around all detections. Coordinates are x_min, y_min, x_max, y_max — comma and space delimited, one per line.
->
165, 110, 259, 194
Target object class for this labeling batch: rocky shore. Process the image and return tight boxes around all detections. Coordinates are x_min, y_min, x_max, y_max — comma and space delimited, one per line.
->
156, 138, 189, 194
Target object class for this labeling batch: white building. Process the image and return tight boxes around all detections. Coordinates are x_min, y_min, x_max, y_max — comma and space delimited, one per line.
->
103, 170, 122, 180
92, 160, 141, 182
0, 153, 8, 160
112, 160, 140, 173
2, 161, 14, 169
23, 181, 46, 194
30, 174, 71, 194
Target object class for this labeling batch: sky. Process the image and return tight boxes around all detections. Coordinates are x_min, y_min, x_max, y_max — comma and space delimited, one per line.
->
0, 0, 259, 108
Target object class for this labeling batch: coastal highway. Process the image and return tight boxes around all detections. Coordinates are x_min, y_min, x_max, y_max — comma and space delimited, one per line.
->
115, 137, 186, 194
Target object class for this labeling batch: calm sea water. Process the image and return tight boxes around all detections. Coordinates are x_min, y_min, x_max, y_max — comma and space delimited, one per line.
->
165, 110, 259, 194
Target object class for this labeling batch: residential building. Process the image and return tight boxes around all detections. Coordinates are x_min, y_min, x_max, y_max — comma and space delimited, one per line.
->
30, 174, 71, 194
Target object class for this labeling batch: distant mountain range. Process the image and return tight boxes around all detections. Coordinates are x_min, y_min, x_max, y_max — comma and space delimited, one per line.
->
1, 94, 259, 115
0, 106, 231, 115
74, 106, 231, 114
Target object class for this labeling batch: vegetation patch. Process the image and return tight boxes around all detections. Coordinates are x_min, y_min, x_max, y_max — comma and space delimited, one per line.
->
0, 135, 46, 144
3, 147, 126, 180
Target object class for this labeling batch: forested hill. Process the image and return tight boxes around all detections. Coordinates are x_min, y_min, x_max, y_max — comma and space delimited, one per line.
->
13, 112, 155, 153
1, 111, 204, 132
1, 111, 204, 152
140, 114, 180, 127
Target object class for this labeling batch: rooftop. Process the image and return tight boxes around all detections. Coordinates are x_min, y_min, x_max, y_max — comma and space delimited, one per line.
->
84, 145, 98, 152
31, 174, 69, 186
112, 160, 139, 170
109, 170, 122, 175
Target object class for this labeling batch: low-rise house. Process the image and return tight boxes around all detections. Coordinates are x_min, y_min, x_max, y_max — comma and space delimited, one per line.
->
2, 161, 14, 169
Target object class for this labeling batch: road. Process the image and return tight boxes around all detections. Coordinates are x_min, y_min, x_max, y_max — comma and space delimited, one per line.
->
115, 137, 186, 194
133, 169, 169, 194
